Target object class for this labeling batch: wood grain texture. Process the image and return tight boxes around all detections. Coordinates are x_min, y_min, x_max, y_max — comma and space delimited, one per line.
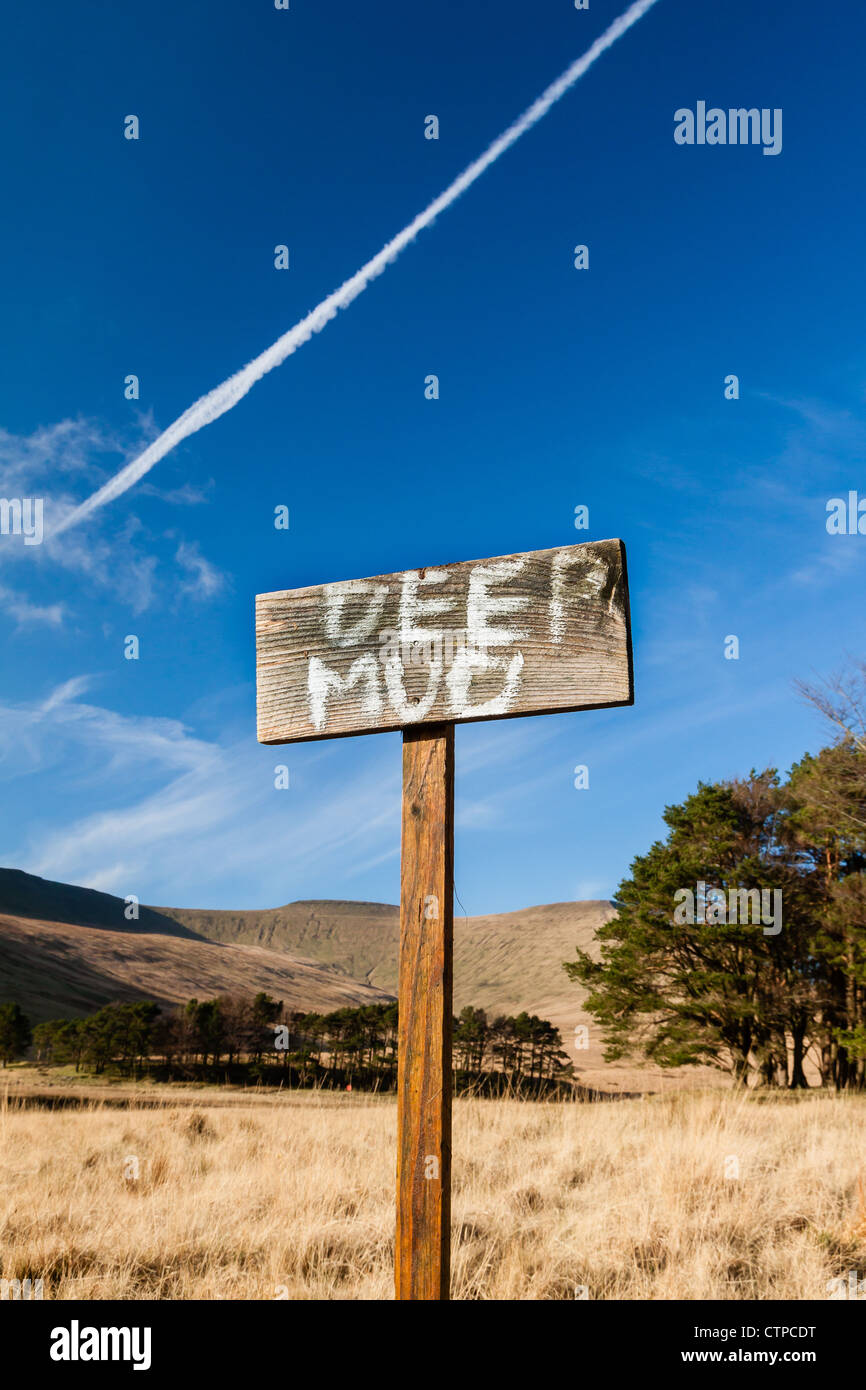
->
256, 538, 632, 743
395, 723, 454, 1301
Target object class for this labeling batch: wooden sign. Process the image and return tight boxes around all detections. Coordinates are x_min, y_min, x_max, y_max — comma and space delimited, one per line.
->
256, 539, 632, 744
255, 538, 633, 1301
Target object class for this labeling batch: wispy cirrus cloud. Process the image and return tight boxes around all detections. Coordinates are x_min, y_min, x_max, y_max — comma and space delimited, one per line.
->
0, 417, 226, 621
0, 679, 580, 907
0, 677, 399, 904
0, 584, 64, 629
175, 540, 226, 600
759, 392, 866, 453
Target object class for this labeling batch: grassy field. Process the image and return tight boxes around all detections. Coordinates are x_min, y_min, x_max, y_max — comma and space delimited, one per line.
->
2, 1082, 865, 1300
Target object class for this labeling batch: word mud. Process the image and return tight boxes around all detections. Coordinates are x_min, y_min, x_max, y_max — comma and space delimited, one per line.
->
256, 540, 633, 742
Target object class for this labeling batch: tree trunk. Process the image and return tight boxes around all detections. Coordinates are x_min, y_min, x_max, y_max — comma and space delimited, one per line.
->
789, 1021, 809, 1089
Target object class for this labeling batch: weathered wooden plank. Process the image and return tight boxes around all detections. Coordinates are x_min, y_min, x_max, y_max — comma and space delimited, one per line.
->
395, 723, 454, 1301
256, 538, 632, 743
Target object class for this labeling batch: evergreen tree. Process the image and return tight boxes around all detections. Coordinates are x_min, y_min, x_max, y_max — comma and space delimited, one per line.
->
0, 1002, 32, 1065
565, 775, 819, 1086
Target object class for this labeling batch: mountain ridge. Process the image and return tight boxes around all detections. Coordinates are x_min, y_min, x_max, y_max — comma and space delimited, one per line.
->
0, 867, 713, 1090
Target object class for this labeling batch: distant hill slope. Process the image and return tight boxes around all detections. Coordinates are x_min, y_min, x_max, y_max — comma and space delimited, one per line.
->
160, 899, 401, 985
0, 867, 205, 939
0, 870, 393, 1024
1, 870, 720, 1090
158, 898, 610, 1020
160, 897, 639, 1087
159, 897, 723, 1091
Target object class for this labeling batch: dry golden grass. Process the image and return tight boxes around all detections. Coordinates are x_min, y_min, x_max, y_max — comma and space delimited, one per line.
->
1, 1087, 865, 1300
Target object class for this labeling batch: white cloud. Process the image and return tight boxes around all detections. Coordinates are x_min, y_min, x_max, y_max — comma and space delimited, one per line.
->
0, 678, 401, 905
575, 879, 608, 900
0, 678, 581, 907
138, 479, 214, 506
788, 541, 864, 588
39, 676, 94, 712
0, 418, 225, 620
0, 585, 64, 628
0, 417, 115, 490
175, 541, 226, 600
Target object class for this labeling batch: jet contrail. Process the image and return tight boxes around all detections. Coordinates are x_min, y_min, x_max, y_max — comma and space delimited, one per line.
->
53, 0, 661, 537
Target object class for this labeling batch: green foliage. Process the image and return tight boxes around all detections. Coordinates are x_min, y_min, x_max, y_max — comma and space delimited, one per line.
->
0, 1002, 32, 1065
25, 994, 568, 1093
453, 1006, 570, 1081
566, 748, 866, 1089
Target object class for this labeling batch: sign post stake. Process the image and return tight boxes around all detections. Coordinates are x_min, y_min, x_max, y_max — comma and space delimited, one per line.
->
396, 722, 454, 1301
256, 538, 633, 1304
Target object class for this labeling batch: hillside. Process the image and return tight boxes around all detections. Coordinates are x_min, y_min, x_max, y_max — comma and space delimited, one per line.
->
1, 870, 718, 1089
0, 867, 205, 939
156, 898, 613, 1025
0, 870, 393, 1024
159, 898, 722, 1091
157, 898, 611, 1018
159, 897, 656, 1090
162, 898, 401, 987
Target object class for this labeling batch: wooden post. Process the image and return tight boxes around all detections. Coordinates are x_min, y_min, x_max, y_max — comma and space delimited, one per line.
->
396, 722, 455, 1301
256, 540, 632, 1301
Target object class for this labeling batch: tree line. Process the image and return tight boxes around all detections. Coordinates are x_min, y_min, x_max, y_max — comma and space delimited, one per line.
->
566, 665, 866, 1089
14, 996, 572, 1095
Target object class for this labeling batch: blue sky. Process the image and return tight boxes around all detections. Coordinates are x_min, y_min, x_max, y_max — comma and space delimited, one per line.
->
0, 0, 863, 913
